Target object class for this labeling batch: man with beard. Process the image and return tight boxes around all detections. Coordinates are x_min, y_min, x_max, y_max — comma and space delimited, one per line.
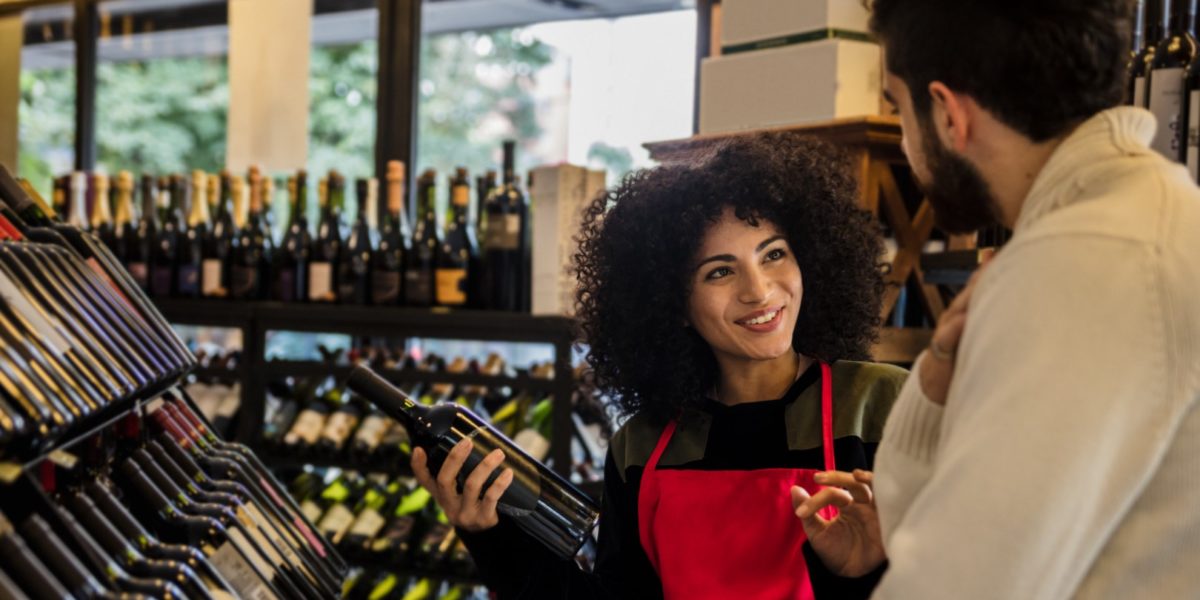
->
790, 1, 1200, 598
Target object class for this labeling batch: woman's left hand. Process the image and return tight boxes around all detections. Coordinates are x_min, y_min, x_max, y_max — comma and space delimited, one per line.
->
790, 469, 886, 578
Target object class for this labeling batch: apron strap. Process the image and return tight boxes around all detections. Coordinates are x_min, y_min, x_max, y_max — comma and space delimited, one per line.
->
646, 419, 679, 472
820, 362, 835, 472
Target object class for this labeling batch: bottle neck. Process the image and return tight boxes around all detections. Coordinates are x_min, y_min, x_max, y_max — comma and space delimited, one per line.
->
188, 185, 209, 227
114, 189, 134, 227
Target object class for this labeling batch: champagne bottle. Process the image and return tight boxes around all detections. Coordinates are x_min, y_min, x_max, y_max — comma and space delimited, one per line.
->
231, 168, 273, 300
347, 365, 600, 559
338, 178, 374, 305
67, 171, 88, 230
112, 172, 138, 269
90, 173, 117, 255
310, 172, 343, 303
435, 168, 476, 308
1149, 0, 1198, 161
404, 170, 438, 307
276, 172, 311, 302
372, 161, 409, 306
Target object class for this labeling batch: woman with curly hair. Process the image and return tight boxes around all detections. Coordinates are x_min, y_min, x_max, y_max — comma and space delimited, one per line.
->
411, 131, 904, 599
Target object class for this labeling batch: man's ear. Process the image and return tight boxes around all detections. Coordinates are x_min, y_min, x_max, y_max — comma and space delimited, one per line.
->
928, 81, 971, 153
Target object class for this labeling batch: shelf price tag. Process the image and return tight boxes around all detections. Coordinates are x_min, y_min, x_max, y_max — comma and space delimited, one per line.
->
47, 449, 79, 470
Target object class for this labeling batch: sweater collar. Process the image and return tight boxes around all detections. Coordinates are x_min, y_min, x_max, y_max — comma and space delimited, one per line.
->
1013, 107, 1157, 234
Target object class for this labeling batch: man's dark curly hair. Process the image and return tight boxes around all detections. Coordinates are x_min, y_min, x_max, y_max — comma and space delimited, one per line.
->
573, 132, 885, 423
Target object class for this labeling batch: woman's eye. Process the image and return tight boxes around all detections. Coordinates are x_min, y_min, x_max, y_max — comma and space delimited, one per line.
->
765, 248, 786, 261
706, 267, 732, 280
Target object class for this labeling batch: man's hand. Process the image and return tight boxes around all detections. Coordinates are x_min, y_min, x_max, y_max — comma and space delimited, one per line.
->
919, 252, 993, 405
791, 470, 885, 577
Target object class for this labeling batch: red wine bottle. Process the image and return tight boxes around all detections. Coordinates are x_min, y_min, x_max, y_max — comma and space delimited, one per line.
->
347, 365, 599, 559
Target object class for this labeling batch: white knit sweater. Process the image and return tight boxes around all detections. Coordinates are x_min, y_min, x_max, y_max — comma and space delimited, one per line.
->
872, 107, 1200, 599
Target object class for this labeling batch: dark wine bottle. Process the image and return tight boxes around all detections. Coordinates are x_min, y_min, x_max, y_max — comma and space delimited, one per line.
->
176, 171, 209, 298
127, 173, 156, 292
309, 172, 343, 303
231, 167, 273, 300
1149, 0, 1198, 161
471, 171, 494, 309
202, 171, 234, 299
404, 169, 438, 307
151, 175, 181, 298
90, 173, 118, 259
338, 178, 374, 305
481, 141, 530, 312
0, 511, 70, 600
276, 171, 311, 302
371, 161, 409, 306
435, 168, 476, 308
84, 481, 239, 595
316, 388, 361, 457
347, 365, 599, 559
114, 459, 286, 599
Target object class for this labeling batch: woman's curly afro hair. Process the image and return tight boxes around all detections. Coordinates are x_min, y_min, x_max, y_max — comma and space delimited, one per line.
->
573, 131, 886, 423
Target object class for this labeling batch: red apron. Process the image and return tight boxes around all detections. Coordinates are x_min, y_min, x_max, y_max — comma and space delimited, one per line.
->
638, 362, 838, 600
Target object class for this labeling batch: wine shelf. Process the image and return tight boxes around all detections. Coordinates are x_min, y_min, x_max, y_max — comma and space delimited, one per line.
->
157, 299, 581, 479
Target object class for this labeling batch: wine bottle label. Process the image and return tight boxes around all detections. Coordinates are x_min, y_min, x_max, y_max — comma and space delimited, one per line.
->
514, 428, 551, 461
1149, 67, 1186, 159
152, 266, 174, 296
223, 527, 281, 593
317, 504, 356, 544
178, 264, 200, 295
354, 415, 391, 447
128, 262, 149, 288
1188, 90, 1200, 182
234, 507, 288, 568
404, 270, 433, 304
285, 409, 326, 446
300, 499, 324, 524
231, 265, 257, 299
242, 503, 306, 576
484, 216, 521, 250
0, 270, 71, 357
202, 258, 225, 296
435, 268, 468, 305
348, 507, 387, 540
1134, 76, 1148, 108
320, 412, 360, 446
371, 270, 401, 304
308, 262, 335, 302
207, 540, 278, 600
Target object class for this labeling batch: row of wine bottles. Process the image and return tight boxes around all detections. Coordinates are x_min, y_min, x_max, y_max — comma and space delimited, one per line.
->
287, 469, 476, 575
263, 354, 558, 467
0, 162, 196, 454
34, 139, 533, 312
340, 571, 484, 600
1127, 0, 1200, 179
1, 396, 350, 599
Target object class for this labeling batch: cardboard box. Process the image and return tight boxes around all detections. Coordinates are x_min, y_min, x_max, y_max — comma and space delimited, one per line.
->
530, 164, 607, 316
721, 0, 871, 51
698, 38, 881, 135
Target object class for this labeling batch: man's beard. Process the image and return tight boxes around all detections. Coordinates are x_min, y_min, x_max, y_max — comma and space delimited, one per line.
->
914, 117, 1000, 234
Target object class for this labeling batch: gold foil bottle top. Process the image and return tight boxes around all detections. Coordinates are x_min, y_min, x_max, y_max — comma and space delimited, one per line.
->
386, 160, 405, 183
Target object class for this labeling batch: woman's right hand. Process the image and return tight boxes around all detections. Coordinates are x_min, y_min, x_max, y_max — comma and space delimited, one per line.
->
411, 439, 516, 533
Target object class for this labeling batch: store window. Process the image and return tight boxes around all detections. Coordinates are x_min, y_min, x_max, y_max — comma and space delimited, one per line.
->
308, 3, 379, 222
94, 1, 229, 177
18, 3, 77, 197
417, 4, 697, 187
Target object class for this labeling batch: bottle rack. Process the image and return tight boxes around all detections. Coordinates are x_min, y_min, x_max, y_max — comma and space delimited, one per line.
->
155, 299, 579, 479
